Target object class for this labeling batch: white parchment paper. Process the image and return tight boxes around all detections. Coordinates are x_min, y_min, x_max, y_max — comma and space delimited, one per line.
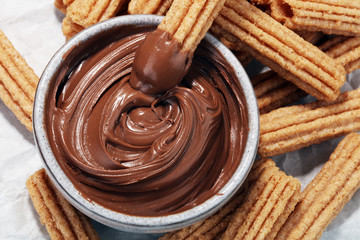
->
0, 0, 359, 239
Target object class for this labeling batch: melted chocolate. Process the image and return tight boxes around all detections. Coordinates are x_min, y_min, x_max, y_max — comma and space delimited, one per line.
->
45, 29, 248, 216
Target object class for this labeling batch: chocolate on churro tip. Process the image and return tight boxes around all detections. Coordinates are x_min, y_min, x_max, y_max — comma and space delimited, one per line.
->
275, 132, 360, 240
26, 169, 100, 240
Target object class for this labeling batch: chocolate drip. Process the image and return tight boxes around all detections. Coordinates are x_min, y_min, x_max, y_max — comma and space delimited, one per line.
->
130, 29, 191, 95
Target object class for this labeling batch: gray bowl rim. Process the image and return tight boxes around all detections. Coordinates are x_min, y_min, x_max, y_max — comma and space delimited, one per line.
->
33, 15, 259, 233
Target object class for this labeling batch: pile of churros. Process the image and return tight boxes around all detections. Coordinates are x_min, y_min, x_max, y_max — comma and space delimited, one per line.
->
1, 0, 360, 239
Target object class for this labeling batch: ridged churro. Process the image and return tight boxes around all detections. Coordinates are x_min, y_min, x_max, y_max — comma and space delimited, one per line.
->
62, 16, 84, 40
67, 0, 127, 28
128, 0, 173, 15
259, 89, 360, 157
158, 159, 277, 240
212, 0, 345, 101
26, 169, 100, 240
319, 36, 360, 74
276, 132, 360, 240
252, 70, 306, 114
221, 159, 300, 240
158, 0, 225, 54
127, 0, 253, 67
130, 0, 226, 95
281, 0, 360, 36
159, 159, 301, 240
0, 30, 39, 131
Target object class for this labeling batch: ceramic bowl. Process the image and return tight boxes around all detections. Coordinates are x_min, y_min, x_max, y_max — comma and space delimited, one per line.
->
33, 15, 259, 233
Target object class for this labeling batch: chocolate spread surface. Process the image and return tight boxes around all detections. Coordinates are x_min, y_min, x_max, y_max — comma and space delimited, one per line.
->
45, 27, 248, 216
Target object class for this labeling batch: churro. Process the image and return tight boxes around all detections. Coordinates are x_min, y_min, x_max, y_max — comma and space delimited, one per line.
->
128, 0, 252, 66
67, 0, 127, 28
259, 89, 360, 157
319, 36, 360, 74
26, 169, 100, 240
221, 159, 300, 240
280, 0, 360, 36
128, 0, 173, 15
159, 159, 301, 240
158, 159, 277, 240
252, 70, 306, 114
276, 132, 360, 240
62, 16, 84, 41
0, 30, 39, 131
130, 0, 226, 95
212, 0, 345, 101
158, 0, 225, 53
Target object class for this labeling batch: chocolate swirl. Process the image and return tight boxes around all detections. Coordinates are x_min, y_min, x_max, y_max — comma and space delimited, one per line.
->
45, 29, 248, 216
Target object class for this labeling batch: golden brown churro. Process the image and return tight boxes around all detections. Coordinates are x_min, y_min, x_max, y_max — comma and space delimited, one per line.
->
26, 169, 100, 240
212, 0, 345, 101
158, 0, 226, 54
276, 132, 360, 240
259, 89, 360, 157
281, 0, 360, 36
67, 0, 127, 28
0, 30, 39, 131
221, 159, 300, 240
159, 159, 301, 240
128, 0, 173, 15
319, 36, 360, 74
61, 16, 84, 41
252, 70, 306, 114
158, 159, 277, 240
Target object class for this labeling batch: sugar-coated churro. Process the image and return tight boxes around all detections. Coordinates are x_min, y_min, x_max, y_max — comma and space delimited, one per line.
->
158, 159, 277, 240
0, 30, 39, 131
128, 0, 173, 15
26, 169, 100, 240
282, 0, 360, 36
158, 0, 226, 53
221, 159, 300, 240
61, 16, 84, 41
212, 0, 345, 101
259, 89, 360, 157
159, 159, 301, 240
276, 132, 360, 240
67, 0, 127, 28
319, 36, 360, 74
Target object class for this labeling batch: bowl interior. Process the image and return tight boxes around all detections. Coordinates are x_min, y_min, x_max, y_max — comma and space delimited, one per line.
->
33, 15, 259, 233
